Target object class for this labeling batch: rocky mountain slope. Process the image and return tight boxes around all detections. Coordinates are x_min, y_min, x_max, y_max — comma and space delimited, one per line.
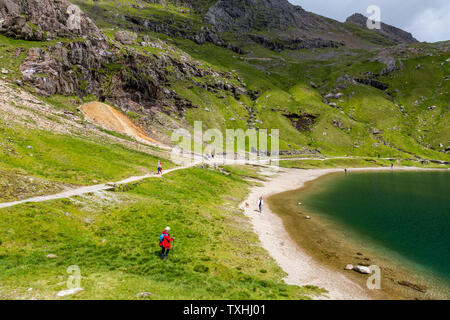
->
0, 0, 448, 160
202, 0, 416, 50
346, 13, 418, 45
0, 0, 104, 40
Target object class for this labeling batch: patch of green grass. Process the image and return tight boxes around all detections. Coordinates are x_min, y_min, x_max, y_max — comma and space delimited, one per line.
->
74, 0, 202, 32
0, 168, 72, 202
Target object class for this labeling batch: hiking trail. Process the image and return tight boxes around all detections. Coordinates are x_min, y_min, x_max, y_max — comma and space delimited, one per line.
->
0, 164, 197, 209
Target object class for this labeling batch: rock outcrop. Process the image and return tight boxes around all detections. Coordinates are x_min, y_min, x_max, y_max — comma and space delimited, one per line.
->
3, 0, 237, 113
205, 0, 306, 33
346, 13, 418, 44
121, 0, 346, 51
0, 0, 104, 40
19, 40, 110, 96
283, 113, 317, 132
204, 0, 343, 50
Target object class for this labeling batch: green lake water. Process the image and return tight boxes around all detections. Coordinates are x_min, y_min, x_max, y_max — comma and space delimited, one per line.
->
299, 171, 450, 285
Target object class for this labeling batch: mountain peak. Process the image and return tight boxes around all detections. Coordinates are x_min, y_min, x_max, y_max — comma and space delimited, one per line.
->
346, 13, 418, 44
204, 0, 306, 33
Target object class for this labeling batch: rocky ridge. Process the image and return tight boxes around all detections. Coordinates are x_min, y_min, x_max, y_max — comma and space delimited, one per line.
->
346, 13, 418, 44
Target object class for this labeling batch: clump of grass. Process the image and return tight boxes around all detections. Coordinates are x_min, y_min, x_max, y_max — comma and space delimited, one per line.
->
194, 264, 209, 273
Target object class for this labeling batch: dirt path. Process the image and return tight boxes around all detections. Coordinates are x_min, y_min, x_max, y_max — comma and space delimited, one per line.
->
239, 166, 447, 300
0, 165, 196, 209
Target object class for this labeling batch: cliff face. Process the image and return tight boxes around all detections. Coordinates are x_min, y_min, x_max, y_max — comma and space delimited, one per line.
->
204, 0, 306, 33
202, 0, 346, 50
0, 0, 104, 40
346, 13, 419, 44
2, 0, 240, 118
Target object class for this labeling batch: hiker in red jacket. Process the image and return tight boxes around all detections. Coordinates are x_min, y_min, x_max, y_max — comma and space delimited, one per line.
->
159, 227, 175, 259
157, 161, 162, 175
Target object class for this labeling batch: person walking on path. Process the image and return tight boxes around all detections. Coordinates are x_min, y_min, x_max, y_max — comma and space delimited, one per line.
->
157, 161, 162, 175
258, 196, 264, 214
159, 227, 174, 259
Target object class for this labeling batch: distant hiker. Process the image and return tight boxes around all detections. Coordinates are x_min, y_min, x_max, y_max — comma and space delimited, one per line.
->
258, 197, 264, 214
344, 168, 347, 175
391, 163, 394, 169
159, 227, 174, 260
157, 161, 162, 175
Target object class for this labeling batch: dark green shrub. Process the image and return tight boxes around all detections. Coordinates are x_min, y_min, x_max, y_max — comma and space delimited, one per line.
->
194, 264, 209, 273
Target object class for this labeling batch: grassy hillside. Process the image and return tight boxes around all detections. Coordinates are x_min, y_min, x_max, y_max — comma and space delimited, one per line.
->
171, 38, 449, 159
0, 167, 323, 299
0, 119, 172, 202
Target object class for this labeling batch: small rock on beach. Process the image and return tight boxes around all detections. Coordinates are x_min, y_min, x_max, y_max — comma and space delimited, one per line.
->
353, 265, 371, 274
